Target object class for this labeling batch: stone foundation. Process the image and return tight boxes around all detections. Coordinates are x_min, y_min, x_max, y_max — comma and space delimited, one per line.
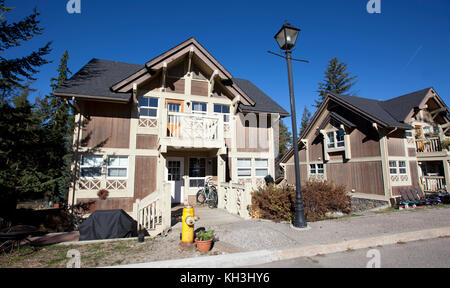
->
351, 197, 389, 213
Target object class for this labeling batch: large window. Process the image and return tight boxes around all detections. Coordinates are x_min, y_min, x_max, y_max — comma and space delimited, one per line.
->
189, 158, 206, 187
107, 156, 128, 178
139, 97, 158, 118
327, 129, 345, 149
237, 158, 252, 178
214, 104, 230, 123
192, 102, 207, 114
255, 159, 269, 177
80, 155, 103, 178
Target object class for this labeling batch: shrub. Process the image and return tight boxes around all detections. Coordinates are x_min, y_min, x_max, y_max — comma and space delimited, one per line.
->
251, 184, 296, 222
251, 180, 352, 222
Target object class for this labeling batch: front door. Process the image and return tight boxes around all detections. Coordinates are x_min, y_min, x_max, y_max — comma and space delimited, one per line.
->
166, 157, 184, 204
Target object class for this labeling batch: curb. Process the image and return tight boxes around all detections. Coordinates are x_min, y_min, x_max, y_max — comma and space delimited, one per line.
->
106, 226, 450, 268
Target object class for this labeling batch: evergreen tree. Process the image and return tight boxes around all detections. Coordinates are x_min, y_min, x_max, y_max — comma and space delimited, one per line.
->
278, 119, 292, 157
38, 50, 73, 202
314, 57, 357, 108
0, 1, 52, 201
0, 0, 51, 103
299, 105, 311, 137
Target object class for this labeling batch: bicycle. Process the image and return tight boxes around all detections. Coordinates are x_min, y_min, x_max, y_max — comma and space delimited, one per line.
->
196, 177, 218, 209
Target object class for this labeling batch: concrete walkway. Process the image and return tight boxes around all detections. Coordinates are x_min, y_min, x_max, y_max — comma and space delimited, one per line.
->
112, 206, 450, 268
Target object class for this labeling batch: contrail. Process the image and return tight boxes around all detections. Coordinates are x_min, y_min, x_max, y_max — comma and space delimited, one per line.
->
403, 45, 423, 70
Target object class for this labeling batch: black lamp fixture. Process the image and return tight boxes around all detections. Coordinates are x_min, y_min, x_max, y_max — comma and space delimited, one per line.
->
270, 21, 308, 229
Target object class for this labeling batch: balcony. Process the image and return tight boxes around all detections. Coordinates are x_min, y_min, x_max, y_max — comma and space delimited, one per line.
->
420, 176, 446, 193
159, 111, 226, 151
415, 137, 450, 157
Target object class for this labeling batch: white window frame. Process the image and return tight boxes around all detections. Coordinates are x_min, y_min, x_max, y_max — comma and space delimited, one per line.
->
309, 163, 324, 175
214, 104, 230, 123
254, 158, 269, 178
107, 156, 129, 179
189, 157, 206, 187
80, 155, 103, 179
138, 97, 158, 119
237, 158, 252, 178
327, 129, 345, 149
191, 101, 207, 114
389, 160, 407, 175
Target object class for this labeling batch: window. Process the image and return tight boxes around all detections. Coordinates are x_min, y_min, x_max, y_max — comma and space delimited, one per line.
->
214, 104, 230, 123
310, 164, 324, 175
139, 97, 158, 118
192, 102, 207, 114
107, 156, 128, 178
390, 160, 407, 175
255, 159, 269, 177
336, 130, 345, 147
80, 155, 103, 178
327, 129, 345, 149
237, 158, 252, 178
327, 132, 335, 148
405, 130, 414, 138
189, 158, 206, 187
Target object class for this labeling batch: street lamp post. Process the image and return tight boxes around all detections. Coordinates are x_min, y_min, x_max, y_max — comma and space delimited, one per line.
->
272, 22, 308, 228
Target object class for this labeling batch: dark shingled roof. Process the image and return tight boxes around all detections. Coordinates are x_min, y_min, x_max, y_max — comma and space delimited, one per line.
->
233, 78, 289, 116
330, 93, 413, 129
55, 58, 144, 101
55, 59, 288, 115
379, 87, 432, 122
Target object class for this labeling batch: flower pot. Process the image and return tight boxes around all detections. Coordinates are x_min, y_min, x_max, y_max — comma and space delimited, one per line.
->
195, 238, 213, 253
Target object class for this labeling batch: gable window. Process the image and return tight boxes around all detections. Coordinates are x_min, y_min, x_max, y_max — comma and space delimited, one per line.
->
310, 164, 324, 175
255, 158, 269, 177
390, 160, 407, 175
237, 158, 252, 178
189, 158, 206, 187
327, 129, 345, 149
80, 155, 103, 178
107, 156, 128, 178
192, 102, 207, 114
139, 97, 158, 118
214, 104, 230, 123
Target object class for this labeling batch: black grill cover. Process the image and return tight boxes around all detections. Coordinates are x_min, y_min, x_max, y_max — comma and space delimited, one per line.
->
79, 210, 137, 241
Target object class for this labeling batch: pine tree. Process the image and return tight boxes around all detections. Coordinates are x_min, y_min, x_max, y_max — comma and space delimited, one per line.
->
0, 0, 52, 104
38, 50, 73, 202
299, 105, 311, 137
314, 57, 357, 108
0, 1, 52, 202
278, 119, 292, 157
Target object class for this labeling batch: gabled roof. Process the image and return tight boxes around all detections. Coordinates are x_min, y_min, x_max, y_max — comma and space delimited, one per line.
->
54, 58, 142, 102
233, 78, 289, 116
378, 87, 432, 122
329, 93, 412, 129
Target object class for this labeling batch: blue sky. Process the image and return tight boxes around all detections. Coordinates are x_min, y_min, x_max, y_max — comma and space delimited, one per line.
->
6, 0, 450, 133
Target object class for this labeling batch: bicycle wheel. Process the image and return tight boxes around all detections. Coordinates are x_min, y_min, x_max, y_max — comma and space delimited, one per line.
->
196, 188, 207, 204
208, 188, 218, 209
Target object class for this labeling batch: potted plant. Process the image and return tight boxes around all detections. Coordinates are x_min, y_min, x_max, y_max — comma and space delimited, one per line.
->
195, 230, 215, 253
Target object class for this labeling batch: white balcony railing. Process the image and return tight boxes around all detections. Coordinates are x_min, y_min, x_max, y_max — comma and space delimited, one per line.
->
160, 111, 225, 149
420, 176, 446, 192
415, 137, 443, 153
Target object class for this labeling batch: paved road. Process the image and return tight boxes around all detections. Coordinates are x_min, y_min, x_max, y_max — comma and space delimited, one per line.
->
247, 237, 450, 268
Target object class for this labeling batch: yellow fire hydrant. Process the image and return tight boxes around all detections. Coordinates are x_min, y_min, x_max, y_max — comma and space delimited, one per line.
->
181, 206, 198, 243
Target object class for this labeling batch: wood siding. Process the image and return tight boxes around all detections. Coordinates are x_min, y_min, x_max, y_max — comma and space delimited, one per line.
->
285, 164, 308, 186
81, 101, 131, 149
77, 197, 134, 213
134, 156, 158, 199
136, 134, 158, 150
236, 113, 270, 152
191, 80, 208, 96
391, 160, 420, 196
350, 128, 381, 158
387, 138, 406, 157
166, 77, 185, 94
326, 161, 385, 195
